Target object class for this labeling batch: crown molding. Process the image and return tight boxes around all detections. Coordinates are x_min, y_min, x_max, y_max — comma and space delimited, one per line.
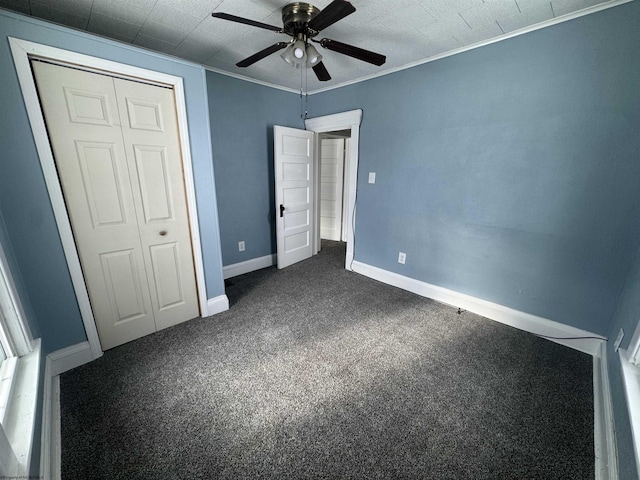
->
204, 66, 300, 94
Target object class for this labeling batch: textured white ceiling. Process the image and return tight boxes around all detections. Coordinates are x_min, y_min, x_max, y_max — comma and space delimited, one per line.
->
0, 0, 621, 92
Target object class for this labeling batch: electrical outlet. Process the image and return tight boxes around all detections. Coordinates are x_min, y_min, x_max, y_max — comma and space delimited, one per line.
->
398, 252, 406, 264
614, 328, 624, 352
238, 241, 245, 252
368, 172, 376, 184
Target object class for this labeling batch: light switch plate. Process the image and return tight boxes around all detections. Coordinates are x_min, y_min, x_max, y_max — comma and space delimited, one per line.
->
614, 328, 624, 352
368, 172, 376, 184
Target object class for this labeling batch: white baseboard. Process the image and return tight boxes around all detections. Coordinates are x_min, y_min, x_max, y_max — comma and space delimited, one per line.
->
223, 254, 275, 279
594, 343, 618, 480
42, 341, 90, 479
352, 261, 605, 356
49, 341, 94, 376
205, 294, 229, 317
40, 357, 61, 480
619, 348, 640, 477
39, 357, 52, 480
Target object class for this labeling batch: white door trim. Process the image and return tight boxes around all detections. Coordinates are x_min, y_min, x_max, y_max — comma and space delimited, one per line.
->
9, 38, 209, 358
305, 110, 362, 271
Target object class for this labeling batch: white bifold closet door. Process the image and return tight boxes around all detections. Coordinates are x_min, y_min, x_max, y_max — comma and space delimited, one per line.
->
32, 61, 199, 350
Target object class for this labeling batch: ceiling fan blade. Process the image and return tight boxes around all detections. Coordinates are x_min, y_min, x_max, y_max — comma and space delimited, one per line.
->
211, 12, 282, 32
236, 42, 289, 68
312, 62, 331, 81
319, 38, 386, 66
307, 0, 356, 32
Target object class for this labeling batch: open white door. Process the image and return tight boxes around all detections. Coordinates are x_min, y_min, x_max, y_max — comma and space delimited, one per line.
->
274, 126, 314, 269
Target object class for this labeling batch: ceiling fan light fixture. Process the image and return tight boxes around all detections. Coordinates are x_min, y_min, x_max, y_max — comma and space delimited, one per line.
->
305, 43, 322, 67
292, 39, 307, 64
280, 44, 297, 67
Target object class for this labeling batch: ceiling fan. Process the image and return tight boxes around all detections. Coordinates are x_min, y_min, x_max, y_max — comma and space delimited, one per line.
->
211, 0, 386, 82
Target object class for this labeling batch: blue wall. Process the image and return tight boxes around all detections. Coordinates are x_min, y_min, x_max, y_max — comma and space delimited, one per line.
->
304, 1, 640, 336
207, 72, 300, 266
606, 245, 640, 480
0, 10, 225, 354
206, 2, 640, 337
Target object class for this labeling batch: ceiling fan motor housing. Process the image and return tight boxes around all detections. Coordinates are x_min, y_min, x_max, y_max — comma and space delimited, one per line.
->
282, 3, 321, 37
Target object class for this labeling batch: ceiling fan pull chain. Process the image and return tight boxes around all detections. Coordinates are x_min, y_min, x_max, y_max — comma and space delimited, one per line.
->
300, 66, 304, 122
304, 63, 309, 120
300, 63, 309, 122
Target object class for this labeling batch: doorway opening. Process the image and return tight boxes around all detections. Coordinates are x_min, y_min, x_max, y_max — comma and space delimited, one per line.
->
305, 109, 362, 271
318, 130, 351, 244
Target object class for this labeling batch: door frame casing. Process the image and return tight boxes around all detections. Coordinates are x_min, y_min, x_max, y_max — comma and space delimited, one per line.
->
9, 38, 209, 359
305, 109, 362, 270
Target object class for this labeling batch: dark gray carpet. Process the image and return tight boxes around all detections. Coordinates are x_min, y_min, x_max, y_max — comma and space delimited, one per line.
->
61, 241, 594, 479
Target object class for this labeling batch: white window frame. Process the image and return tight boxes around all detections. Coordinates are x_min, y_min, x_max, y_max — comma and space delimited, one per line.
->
627, 321, 640, 367
0, 249, 33, 358
0, 239, 39, 477
619, 318, 640, 476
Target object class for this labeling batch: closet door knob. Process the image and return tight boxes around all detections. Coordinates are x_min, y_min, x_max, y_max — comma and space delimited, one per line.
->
159, 230, 167, 236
